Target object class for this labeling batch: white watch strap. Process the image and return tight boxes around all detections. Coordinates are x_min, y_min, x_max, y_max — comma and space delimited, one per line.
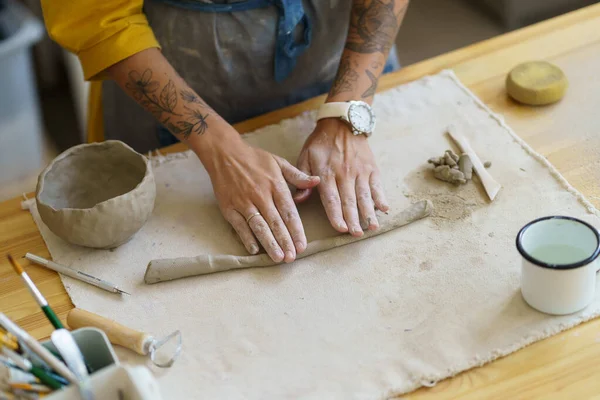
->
316, 102, 351, 120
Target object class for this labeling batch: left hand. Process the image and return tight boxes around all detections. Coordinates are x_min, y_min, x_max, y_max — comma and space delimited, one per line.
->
294, 118, 389, 236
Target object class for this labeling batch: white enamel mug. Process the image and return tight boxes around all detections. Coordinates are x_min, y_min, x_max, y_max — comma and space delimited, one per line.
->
516, 216, 600, 315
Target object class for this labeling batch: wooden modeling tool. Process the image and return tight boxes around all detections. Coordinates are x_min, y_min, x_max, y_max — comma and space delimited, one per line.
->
447, 128, 501, 201
67, 309, 182, 368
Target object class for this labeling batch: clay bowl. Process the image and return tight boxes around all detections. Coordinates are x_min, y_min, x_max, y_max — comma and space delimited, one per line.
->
36, 141, 156, 249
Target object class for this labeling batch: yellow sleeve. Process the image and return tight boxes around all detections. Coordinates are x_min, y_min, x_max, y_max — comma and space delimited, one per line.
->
40, 0, 160, 80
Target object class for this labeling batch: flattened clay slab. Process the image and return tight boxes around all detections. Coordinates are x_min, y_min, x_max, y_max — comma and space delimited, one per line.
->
36, 140, 156, 249
144, 200, 433, 283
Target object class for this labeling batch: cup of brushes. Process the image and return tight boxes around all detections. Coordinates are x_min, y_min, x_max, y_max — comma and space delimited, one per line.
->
3, 255, 164, 399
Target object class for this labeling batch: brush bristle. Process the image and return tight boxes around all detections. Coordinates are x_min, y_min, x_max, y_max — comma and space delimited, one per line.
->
7, 254, 24, 275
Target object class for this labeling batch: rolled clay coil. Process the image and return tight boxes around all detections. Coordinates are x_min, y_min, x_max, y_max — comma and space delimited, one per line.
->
144, 200, 434, 284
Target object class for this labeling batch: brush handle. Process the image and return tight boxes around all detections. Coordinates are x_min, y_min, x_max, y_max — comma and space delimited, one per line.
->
67, 309, 153, 355
30, 366, 63, 390
42, 305, 64, 330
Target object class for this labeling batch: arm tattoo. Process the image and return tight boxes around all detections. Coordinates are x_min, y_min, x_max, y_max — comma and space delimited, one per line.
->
180, 89, 209, 108
330, 55, 360, 97
361, 69, 378, 98
166, 107, 209, 139
126, 69, 181, 122
126, 68, 211, 139
345, 0, 406, 54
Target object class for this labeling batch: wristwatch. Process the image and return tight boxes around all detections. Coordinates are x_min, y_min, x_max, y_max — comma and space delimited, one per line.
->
316, 100, 376, 137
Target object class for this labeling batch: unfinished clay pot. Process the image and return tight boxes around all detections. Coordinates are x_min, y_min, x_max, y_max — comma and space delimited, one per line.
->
36, 141, 156, 249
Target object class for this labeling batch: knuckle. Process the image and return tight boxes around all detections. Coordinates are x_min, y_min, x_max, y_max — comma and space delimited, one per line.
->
342, 198, 357, 208
251, 219, 268, 233
339, 162, 352, 175
294, 171, 308, 181
321, 167, 335, 179
324, 195, 340, 207
268, 217, 285, 231
281, 210, 297, 223
358, 192, 372, 203
272, 181, 290, 194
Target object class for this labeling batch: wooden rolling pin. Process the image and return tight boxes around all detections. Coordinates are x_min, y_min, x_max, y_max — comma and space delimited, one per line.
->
67, 309, 153, 356
67, 309, 182, 368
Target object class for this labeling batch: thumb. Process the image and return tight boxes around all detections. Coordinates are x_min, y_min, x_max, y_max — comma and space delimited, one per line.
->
292, 155, 316, 203
275, 156, 320, 191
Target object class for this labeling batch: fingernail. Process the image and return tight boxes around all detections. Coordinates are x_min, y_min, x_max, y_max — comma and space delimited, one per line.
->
295, 241, 306, 253
285, 251, 295, 262
351, 227, 364, 237
249, 244, 259, 254
274, 249, 284, 261
338, 222, 348, 232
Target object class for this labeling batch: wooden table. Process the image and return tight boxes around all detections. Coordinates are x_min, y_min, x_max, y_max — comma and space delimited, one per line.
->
3, 4, 600, 398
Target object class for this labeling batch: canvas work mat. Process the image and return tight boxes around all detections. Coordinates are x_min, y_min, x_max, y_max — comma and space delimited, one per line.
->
26, 70, 600, 399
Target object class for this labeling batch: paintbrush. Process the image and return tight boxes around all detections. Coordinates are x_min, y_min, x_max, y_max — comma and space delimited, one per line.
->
9, 382, 51, 394
0, 332, 18, 351
1, 348, 63, 390
0, 314, 77, 384
7, 255, 63, 330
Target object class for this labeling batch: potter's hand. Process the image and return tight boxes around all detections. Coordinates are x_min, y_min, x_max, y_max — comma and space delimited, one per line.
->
200, 133, 320, 262
294, 119, 389, 236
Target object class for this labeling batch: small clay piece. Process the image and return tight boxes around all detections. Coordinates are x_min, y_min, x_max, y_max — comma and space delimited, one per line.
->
443, 153, 457, 167
36, 141, 156, 248
484, 161, 492, 168
428, 157, 444, 167
446, 150, 459, 163
145, 200, 434, 283
433, 165, 466, 184
451, 165, 459, 170
458, 153, 473, 180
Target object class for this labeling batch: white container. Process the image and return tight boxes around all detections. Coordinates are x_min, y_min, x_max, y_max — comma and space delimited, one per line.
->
0, 0, 44, 186
42, 328, 163, 400
517, 216, 600, 315
46, 365, 163, 400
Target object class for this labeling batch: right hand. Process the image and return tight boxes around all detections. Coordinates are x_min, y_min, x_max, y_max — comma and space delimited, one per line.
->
200, 135, 320, 263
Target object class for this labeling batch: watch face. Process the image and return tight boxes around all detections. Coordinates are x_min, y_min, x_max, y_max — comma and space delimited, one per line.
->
348, 102, 375, 133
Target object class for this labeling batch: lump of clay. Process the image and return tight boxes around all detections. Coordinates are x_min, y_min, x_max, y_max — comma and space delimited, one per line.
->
433, 165, 466, 184
427, 149, 472, 185
444, 153, 457, 167
458, 153, 473, 180
36, 141, 156, 249
428, 157, 444, 167
446, 150, 459, 163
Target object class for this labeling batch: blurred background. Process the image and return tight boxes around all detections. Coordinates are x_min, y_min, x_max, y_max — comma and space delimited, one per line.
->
0, 0, 598, 201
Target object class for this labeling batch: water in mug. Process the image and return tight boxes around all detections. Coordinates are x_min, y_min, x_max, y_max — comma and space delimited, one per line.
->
529, 245, 591, 265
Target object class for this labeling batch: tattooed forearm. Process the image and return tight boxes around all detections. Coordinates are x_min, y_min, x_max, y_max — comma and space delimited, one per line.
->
345, 0, 408, 55
126, 69, 181, 122
330, 55, 360, 97
180, 89, 209, 108
361, 69, 378, 98
166, 107, 209, 139
125, 68, 211, 139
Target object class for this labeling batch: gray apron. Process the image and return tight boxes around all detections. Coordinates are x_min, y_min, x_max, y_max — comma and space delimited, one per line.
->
102, 0, 400, 153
